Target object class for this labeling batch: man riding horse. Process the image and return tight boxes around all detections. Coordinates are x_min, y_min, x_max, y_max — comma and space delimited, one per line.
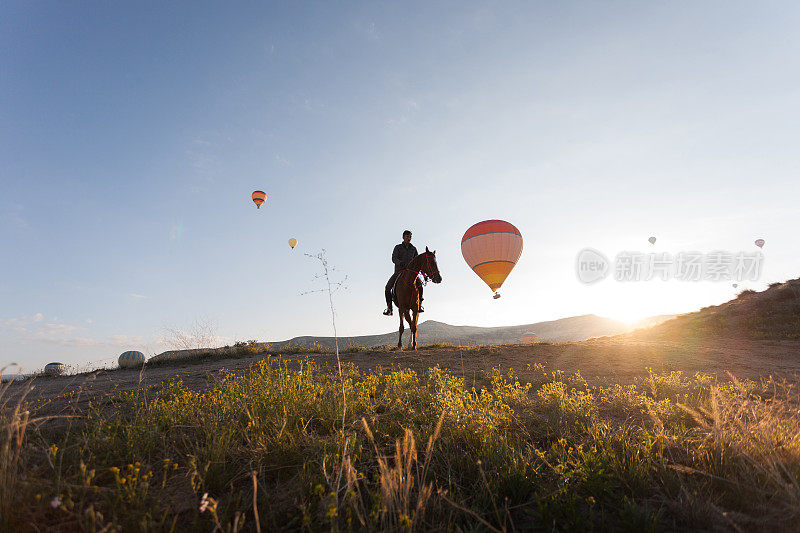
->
383, 230, 442, 350
383, 229, 424, 316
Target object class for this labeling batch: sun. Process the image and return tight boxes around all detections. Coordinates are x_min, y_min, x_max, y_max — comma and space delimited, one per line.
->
588, 283, 681, 326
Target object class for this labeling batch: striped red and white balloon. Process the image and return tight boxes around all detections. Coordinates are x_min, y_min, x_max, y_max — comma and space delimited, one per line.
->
461, 220, 523, 298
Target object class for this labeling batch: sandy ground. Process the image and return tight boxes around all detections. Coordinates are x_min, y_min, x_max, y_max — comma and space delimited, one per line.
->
6, 338, 800, 418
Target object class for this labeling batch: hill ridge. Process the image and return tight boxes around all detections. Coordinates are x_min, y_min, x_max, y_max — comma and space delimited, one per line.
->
264, 313, 673, 350
632, 277, 800, 340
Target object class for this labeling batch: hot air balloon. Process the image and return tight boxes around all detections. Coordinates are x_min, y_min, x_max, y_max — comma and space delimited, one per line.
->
118, 351, 145, 368
44, 362, 65, 376
252, 191, 267, 209
521, 332, 538, 344
648, 236, 656, 245
461, 220, 523, 299
732, 283, 738, 288
288, 238, 298, 249
755, 239, 765, 248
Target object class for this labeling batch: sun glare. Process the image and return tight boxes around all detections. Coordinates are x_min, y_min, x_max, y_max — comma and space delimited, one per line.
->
586, 280, 716, 326
604, 309, 649, 326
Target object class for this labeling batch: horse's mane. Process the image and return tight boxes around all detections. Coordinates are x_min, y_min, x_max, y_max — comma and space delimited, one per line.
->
407, 251, 432, 271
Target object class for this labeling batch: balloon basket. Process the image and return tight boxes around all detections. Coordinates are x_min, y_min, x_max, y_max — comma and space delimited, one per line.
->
493, 292, 501, 299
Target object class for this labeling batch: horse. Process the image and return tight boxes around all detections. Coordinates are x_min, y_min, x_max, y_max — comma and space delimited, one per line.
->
393, 247, 442, 350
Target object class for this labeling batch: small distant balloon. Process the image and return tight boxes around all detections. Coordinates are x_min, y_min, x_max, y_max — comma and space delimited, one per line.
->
288, 238, 298, 249
732, 283, 738, 288
755, 239, 765, 248
648, 236, 656, 245
118, 351, 145, 369
44, 362, 65, 376
252, 190, 267, 209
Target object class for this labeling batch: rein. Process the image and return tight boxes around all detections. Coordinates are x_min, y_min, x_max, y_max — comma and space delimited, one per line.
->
402, 253, 439, 287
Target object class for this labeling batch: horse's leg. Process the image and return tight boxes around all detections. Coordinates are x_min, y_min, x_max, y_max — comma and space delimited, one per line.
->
410, 308, 418, 350
410, 287, 420, 350
403, 309, 414, 350
397, 307, 404, 350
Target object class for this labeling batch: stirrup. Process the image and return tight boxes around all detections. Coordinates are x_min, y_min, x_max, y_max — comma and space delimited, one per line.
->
383, 308, 393, 316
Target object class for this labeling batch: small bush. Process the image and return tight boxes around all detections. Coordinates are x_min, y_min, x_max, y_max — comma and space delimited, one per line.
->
344, 345, 370, 353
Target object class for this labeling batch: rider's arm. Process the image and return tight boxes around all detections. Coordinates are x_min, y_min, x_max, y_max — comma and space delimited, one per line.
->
392, 244, 402, 266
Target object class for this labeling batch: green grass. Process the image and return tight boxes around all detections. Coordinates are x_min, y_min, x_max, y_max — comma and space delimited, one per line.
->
145, 342, 339, 369
143, 342, 512, 370
3, 359, 800, 531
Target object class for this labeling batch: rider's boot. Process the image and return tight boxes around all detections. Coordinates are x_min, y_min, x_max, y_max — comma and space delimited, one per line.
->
418, 299, 424, 313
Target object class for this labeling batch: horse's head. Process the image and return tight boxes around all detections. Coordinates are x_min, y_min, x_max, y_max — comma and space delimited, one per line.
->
422, 246, 442, 284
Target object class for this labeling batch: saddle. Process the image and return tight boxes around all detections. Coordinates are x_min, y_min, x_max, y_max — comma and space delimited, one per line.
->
391, 272, 421, 307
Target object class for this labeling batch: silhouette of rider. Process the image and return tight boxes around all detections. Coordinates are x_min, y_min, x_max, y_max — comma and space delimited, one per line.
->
383, 230, 424, 316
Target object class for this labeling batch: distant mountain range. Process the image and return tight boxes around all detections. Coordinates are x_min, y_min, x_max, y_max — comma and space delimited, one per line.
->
146, 277, 800, 365
265, 314, 676, 350
148, 314, 675, 363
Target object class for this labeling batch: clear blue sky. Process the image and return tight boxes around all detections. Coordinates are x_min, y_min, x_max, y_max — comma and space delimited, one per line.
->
2, 1, 799, 372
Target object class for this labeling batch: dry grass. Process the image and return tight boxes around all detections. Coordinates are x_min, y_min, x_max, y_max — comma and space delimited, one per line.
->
0, 368, 31, 522
3, 358, 800, 531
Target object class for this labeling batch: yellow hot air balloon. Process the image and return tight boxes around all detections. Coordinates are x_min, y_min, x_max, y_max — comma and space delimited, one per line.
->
288, 238, 298, 249
252, 190, 267, 208
461, 220, 523, 299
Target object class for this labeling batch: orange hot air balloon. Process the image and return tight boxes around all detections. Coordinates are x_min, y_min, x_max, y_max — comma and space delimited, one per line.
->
252, 190, 267, 208
288, 238, 298, 249
461, 220, 523, 299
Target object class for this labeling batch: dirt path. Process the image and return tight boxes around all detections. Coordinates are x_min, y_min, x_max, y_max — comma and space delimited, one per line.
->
7, 338, 800, 417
